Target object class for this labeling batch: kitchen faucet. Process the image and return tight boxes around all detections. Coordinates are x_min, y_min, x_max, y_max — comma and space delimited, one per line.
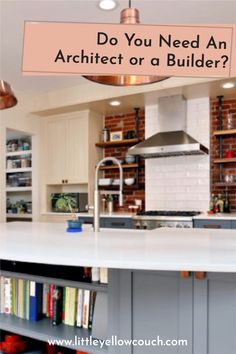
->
91, 157, 123, 232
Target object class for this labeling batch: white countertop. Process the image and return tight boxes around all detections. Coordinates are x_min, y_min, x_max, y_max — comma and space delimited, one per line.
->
193, 213, 236, 220
1, 222, 236, 273
41, 212, 133, 218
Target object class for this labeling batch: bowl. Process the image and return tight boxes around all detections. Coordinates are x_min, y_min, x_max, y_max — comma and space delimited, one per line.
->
98, 178, 112, 186
125, 178, 135, 186
125, 154, 135, 164
112, 179, 121, 185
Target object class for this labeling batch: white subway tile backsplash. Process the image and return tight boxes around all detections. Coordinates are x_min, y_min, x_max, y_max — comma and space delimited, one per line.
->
145, 97, 210, 212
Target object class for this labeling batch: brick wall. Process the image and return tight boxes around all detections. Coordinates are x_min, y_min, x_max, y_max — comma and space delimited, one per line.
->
211, 98, 236, 212
104, 110, 145, 212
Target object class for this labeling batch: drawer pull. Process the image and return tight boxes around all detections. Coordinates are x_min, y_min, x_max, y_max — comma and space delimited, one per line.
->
180, 271, 191, 278
203, 224, 221, 229
111, 222, 126, 226
195, 272, 206, 280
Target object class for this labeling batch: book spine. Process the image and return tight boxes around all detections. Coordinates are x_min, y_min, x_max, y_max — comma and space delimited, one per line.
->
82, 290, 90, 329
18, 279, 24, 318
4, 277, 11, 314
88, 291, 97, 329
62, 287, 65, 323
100, 268, 108, 284
76, 289, 84, 327
23, 280, 27, 319
15, 279, 18, 316
29, 281, 43, 321
64, 287, 77, 326
11, 278, 16, 315
52, 286, 63, 326
49, 284, 54, 319
0, 276, 4, 314
42, 283, 48, 315
26, 280, 30, 320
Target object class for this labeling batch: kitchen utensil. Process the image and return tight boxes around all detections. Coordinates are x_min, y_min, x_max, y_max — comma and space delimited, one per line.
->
125, 178, 135, 185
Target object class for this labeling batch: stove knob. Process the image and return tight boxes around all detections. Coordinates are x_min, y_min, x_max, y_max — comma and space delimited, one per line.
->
176, 224, 183, 228
143, 223, 148, 230
184, 224, 190, 228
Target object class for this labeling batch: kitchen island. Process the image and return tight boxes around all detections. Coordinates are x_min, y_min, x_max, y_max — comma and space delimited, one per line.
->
0, 222, 236, 354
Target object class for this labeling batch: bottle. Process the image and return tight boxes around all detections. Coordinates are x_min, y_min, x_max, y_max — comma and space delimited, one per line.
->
217, 193, 224, 213
224, 190, 230, 213
209, 193, 215, 212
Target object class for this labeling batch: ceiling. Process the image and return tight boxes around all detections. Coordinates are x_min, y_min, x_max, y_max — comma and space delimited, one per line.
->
1, 0, 236, 94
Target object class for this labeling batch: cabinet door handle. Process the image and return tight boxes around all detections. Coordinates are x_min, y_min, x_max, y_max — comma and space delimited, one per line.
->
203, 224, 221, 229
66, 179, 68, 184
180, 271, 191, 278
195, 272, 206, 280
110, 222, 126, 227
62, 179, 64, 184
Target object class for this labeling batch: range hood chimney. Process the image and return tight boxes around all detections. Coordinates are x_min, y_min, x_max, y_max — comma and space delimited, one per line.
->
129, 95, 209, 158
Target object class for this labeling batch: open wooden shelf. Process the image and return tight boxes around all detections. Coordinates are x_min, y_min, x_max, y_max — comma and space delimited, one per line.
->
213, 129, 236, 136
6, 167, 32, 174
213, 158, 236, 164
214, 182, 236, 187
99, 163, 138, 170
96, 138, 139, 148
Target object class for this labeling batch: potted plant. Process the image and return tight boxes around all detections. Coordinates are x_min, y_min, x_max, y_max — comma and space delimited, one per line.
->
50, 194, 82, 229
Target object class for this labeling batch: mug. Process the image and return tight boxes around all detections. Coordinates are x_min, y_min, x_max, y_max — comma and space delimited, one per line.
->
225, 150, 234, 158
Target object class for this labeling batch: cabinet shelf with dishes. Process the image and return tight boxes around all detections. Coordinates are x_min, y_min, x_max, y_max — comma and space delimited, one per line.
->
5, 131, 33, 221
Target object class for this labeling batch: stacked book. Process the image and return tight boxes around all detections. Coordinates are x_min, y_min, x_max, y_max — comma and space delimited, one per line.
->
0, 276, 97, 329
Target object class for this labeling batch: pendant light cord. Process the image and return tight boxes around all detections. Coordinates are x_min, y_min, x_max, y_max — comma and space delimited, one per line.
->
129, 0, 131, 8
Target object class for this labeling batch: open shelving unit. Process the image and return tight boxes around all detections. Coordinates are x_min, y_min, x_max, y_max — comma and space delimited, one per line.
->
5, 130, 33, 222
212, 96, 236, 185
0, 268, 108, 353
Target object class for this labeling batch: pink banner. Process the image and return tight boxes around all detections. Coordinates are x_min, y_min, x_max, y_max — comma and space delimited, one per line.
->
22, 22, 236, 77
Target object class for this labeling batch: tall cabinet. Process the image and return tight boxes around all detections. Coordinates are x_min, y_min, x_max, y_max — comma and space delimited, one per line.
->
40, 110, 103, 219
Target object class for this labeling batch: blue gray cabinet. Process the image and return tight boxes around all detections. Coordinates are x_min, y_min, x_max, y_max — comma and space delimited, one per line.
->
79, 216, 133, 229
232, 221, 236, 229
193, 219, 231, 229
132, 271, 192, 353
108, 270, 236, 354
104, 218, 133, 229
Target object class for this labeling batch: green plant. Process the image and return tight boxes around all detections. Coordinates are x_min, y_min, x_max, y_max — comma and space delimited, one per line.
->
50, 194, 77, 220
104, 194, 113, 203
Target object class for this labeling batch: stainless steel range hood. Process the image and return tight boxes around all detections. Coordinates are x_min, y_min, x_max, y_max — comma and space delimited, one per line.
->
129, 95, 209, 158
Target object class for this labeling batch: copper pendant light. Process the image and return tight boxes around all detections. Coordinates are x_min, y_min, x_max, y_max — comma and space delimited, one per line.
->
0, 80, 18, 110
84, 1, 169, 86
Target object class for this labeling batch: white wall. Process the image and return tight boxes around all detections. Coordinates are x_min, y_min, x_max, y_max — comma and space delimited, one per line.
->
145, 97, 210, 211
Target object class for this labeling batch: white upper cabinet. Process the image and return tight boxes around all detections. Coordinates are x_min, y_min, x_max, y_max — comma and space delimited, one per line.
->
43, 110, 102, 185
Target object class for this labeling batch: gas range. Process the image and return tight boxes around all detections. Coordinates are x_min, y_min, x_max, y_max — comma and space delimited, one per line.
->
133, 210, 201, 230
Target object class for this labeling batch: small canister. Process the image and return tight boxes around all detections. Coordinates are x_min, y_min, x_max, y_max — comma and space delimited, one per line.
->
101, 128, 109, 142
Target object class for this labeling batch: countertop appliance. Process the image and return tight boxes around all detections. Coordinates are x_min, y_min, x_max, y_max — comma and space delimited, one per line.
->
133, 210, 201, 229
